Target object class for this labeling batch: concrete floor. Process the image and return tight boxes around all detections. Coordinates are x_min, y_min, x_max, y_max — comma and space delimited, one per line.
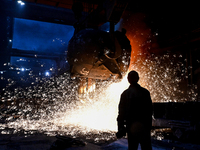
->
0, 133, 103, 150
0, 133, 200, 150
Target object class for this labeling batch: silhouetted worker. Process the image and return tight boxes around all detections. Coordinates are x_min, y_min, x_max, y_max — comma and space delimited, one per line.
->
117, 70, 153, 150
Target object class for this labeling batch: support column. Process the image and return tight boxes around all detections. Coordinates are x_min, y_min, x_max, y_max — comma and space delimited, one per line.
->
0, 15, 13, 70
0, 13, 13, 91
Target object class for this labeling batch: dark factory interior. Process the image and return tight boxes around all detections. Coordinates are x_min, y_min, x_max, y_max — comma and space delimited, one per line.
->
1, 0, 200, 150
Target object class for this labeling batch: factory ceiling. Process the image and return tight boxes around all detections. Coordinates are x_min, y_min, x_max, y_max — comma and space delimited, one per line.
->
18, 0, 100, 10
1, 0, 200, 51
2, 1, 199, 36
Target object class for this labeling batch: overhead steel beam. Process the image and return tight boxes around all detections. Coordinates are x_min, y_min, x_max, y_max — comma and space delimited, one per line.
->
10, 48, 64, 60
1, 0, 76, 25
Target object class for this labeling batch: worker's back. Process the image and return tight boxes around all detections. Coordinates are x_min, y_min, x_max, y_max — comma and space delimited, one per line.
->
122, 83, 152, 129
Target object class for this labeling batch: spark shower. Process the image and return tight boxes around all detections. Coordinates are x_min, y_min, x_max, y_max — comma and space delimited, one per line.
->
0, 52, 197, 141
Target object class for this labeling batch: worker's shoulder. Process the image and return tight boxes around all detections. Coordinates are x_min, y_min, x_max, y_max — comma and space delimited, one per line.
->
140, 86, 150, 93
121, 88, 129, 95
121, 85, 150, 95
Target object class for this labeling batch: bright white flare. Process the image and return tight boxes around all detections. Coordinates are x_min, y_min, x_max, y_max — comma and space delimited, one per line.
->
55, 74, 130, 132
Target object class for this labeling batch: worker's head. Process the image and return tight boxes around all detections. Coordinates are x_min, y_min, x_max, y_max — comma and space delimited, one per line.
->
127, 70, 139, 84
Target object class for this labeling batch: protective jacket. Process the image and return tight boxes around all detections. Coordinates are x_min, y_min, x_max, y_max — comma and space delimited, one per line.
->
117, 83, 153, 131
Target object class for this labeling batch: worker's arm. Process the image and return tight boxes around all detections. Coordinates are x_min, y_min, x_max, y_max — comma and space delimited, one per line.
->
116, 92, 127, 138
